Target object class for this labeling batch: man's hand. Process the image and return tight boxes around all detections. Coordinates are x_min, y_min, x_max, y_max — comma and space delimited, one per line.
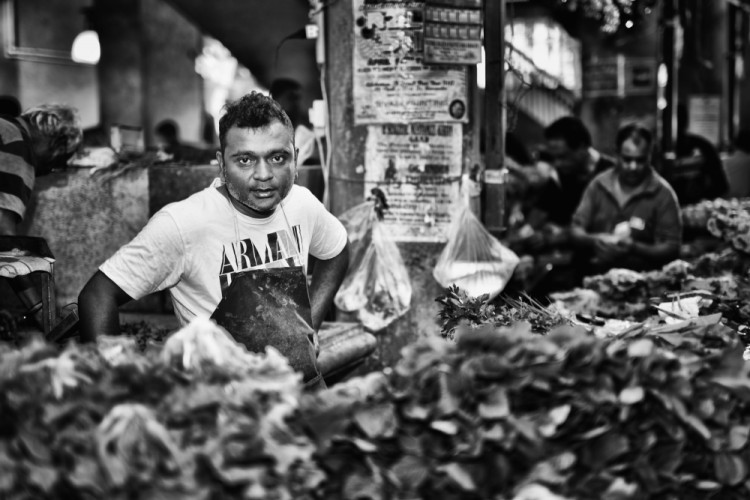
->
525, 232, 546, 252
592, 235, 629, 263
312, 330, 320, 358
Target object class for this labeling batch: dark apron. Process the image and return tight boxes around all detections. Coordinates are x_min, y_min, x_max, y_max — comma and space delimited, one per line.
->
210, 266, 324, 388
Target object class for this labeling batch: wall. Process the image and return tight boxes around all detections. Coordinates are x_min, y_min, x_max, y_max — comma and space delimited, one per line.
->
94, 0, 204, 146
19, 167, 149, 308
142, 0, 203, 145
1, 0, 99, 126
578, 13, 660, 156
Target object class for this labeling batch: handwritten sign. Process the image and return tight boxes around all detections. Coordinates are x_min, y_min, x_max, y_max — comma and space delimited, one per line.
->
353, 0, 469, 124
364, 123, 462, 241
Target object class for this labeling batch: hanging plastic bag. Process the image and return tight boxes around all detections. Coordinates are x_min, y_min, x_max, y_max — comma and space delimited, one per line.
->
335, 193, 412, 331
433, 202, 520, 301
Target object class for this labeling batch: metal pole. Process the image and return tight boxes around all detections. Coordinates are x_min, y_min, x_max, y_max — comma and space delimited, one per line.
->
660, 0, 679, 158
482, 0, 506, 235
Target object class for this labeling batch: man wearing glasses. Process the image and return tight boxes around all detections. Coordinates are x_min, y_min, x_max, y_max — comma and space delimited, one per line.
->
570, 123, 682, 273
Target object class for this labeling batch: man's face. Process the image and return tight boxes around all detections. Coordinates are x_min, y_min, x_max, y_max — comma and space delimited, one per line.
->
616, 137, 651, 187
217, 120, 297, 218
546, 138, 587, 175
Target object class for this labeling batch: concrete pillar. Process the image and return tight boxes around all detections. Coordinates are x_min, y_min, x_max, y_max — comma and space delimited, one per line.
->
92, 0, 144, 133
142, 0, 203, 146
92, 0, 203, 146
0, 4, 20, 100
326, 0, 367, 217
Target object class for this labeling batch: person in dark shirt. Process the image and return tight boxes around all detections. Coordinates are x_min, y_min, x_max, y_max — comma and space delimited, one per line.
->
520, 117, 615, 254
571, 123, 681, 273
535, 116, 616, 227
667, 104, 728, 205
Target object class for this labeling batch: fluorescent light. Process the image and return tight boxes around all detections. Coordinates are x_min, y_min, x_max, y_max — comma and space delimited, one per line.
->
71, 30, 100, 65
477, 47, 485, 89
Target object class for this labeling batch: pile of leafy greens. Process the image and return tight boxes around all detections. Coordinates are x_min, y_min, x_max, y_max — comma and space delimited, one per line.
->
0, 319, 322, 500
436, 285, 569, 340
3, 307, 750, 499
300, 316, 750, 500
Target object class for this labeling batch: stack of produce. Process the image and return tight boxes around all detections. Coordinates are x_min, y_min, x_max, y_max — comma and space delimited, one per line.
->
682, 198, 750, 231
553, 260, 694, 320
681, 198, 750, 254
707, 208, 750, 255
4, 299, 750, 499
435, 285, 570, 340
300, 318, 750, 499
0, 318, 323, 499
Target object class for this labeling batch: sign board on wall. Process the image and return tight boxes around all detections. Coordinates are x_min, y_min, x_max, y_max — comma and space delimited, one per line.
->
688, 95, 721, 145
423, 0, 483, 65
364, 123, 462, 242
352, 0, 469, 124
624, 58, 656, 96
583, 56, 656, 98
583, 56, 620, 97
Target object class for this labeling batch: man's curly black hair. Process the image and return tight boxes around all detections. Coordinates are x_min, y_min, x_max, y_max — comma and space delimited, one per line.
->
218, 91, 294, 153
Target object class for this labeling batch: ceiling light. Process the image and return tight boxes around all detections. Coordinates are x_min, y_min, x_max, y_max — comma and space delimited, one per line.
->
71, 30, 100, 65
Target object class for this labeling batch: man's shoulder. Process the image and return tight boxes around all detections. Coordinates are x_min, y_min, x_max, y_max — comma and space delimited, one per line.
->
594, 152, 616, 172
650, 171, 680, 201
0, 117, 26, 147
159, 184, 224, 222
284, 184, 323, 209
588, 168, 616, 189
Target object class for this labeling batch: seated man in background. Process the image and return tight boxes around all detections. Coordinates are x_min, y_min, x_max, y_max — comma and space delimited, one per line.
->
153, 119, 215, 164
521, 116, 615, 253
535, 117, 615, 226
570, 123, 682, 274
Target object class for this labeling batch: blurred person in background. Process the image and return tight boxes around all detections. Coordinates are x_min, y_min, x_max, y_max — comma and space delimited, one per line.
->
0, 95, 21, 117
571, 123, 681, 274
153, 119, 215, 163
520, 116, 615, 254
669, 104, 728, 205
0, 103, 82, 332
722, 129, 750, 199
270, 78, 318, 167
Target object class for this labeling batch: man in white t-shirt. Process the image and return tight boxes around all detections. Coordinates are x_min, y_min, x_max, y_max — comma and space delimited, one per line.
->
78, 92, 350, 353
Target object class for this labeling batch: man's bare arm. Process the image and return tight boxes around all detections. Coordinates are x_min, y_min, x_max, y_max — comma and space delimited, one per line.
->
308, 241, 350, 332
78, 270, 133, 342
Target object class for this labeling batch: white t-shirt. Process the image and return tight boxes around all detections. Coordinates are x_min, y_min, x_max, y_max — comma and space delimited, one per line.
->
100, 181, 347, 326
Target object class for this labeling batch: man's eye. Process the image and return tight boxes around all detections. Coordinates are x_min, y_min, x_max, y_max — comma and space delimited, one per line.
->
269, 155, 287, 164
238, 157, 255, 165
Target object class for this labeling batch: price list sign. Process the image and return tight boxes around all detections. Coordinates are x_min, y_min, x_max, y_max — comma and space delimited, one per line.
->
423, 0, 483, 65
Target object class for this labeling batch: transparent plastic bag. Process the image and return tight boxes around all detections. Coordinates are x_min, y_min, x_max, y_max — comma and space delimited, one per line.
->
433, 203, 520, 300
335, 202, 412, 331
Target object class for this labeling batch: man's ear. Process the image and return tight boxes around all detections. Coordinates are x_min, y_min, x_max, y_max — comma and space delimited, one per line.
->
294, 147, 299, 165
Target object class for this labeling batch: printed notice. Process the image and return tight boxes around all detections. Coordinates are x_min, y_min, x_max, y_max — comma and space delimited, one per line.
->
364, 123, 462, 241
353, 0, 469, 124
